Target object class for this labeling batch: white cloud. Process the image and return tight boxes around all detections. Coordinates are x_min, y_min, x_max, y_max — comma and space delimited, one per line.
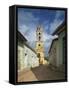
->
43, 11, 63, 55
26, 28, 36, 41
49, 10, 65, 34
19, 24, 29, 34
19, 24, 36, 42
50, 21, 59, 34
43, 32, 58, 41
42, 31, 58, 56
18, 10, 39, 27
18, 9, 39, 41
18, 9, 64, 56
50, 19, 63, 34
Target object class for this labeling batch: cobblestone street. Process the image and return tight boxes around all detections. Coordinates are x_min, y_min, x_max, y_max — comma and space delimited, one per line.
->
18, 65, 65, 82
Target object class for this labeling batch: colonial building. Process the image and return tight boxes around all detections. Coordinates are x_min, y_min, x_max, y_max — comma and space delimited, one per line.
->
18, 31, 39, 72
48, 38, 58, 66
36, 25, 45, 64
49, 21, 66, 72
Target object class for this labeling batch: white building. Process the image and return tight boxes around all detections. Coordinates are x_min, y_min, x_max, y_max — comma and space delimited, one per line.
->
18, 31, 39, 72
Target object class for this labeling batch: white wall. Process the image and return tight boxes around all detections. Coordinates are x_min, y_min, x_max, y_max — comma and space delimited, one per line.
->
24, 45, 39, 68
0, 0, 69, 90
18, 45, 24, 71
18, 43, 39, 70
31, 52, 39, 68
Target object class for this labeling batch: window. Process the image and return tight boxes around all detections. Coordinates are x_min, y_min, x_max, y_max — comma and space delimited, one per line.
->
39, 36, 41, 40
25, 53, 27, 56
39, 27, 40, 30
39, 32, 41, 35
37, 53, 40, 58
38, 44, 40, 46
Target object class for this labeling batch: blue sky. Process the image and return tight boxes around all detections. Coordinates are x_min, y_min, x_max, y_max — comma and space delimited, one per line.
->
18, 8, 65, 56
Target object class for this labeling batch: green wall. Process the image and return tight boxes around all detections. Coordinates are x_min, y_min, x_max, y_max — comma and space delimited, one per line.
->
58, 30, 65, 66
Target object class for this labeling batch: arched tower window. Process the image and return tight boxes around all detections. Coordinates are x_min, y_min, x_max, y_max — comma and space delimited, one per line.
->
39, 36, 41, 41
38, 44, 40, 46
39, 32, 41, 35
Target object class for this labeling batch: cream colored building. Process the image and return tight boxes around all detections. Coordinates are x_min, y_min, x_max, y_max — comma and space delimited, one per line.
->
18, 31, 39, 72
36, 25, 45, 64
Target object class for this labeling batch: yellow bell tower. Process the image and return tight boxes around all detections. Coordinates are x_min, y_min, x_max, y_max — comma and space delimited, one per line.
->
36, 25, 45, 64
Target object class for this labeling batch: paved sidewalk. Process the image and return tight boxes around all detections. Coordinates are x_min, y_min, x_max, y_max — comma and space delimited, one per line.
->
18, 65, 65, 82
18, 69, 38, 82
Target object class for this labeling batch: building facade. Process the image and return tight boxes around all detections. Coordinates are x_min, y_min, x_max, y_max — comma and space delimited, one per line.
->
49, 39, 58, 66
49, 22, 66, 71
36, 25, 45, 64
18, 31, 39, 72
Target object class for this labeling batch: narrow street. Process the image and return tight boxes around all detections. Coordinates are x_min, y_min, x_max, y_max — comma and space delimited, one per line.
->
18, 65, 65, 82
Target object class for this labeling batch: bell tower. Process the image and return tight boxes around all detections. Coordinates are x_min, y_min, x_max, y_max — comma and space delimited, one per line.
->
36, 25, 45, 64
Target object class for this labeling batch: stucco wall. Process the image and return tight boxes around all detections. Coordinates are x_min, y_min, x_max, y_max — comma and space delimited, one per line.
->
49, 29, 65, 67
18, 41, 39, 72
18, 45, 24, 71
58, 30, 65, 66
24, 45, 39, 68
49, 40, 58, 66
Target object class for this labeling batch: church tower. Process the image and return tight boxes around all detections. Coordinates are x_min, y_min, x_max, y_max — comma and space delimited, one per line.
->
36, 25, 45, 64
